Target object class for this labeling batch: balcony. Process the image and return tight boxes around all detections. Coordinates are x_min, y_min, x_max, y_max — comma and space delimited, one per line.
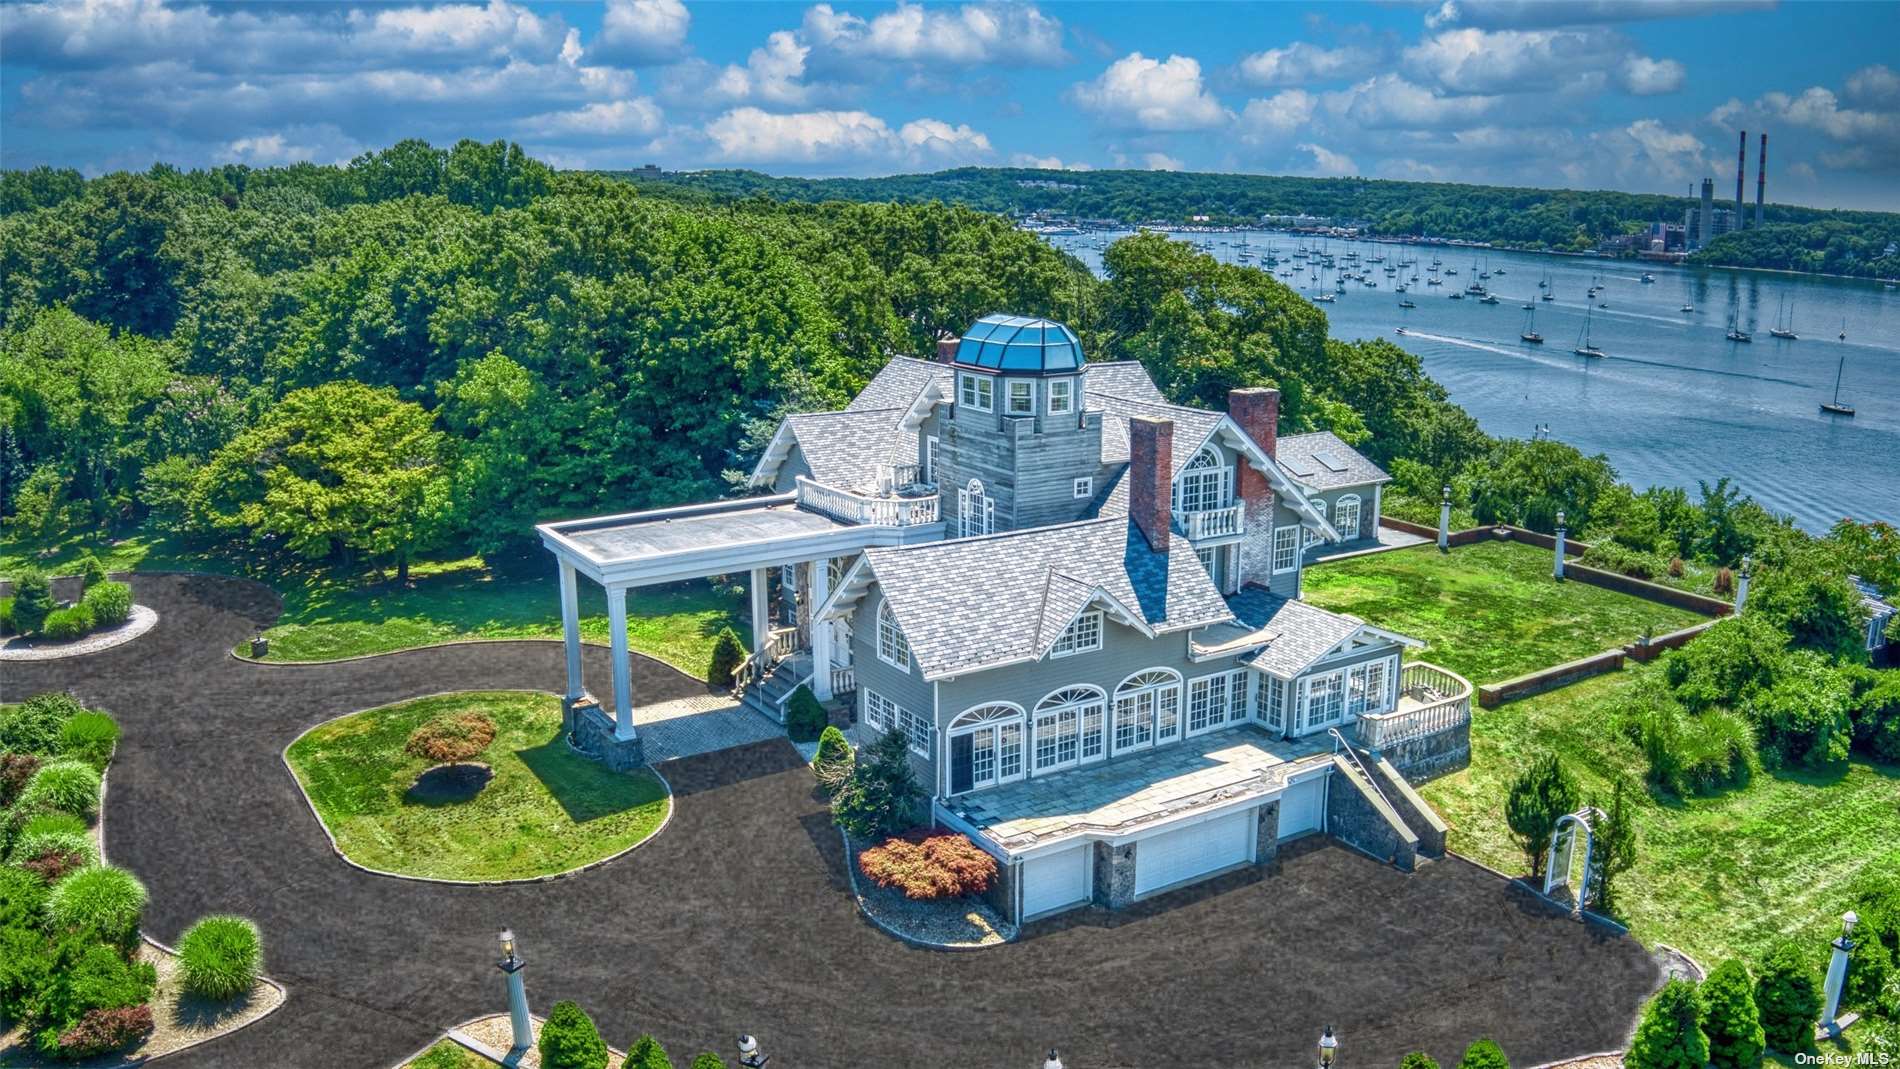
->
1174, 503, 1243, 542
796, 476, 940, 528
1354, 662, 1472, 750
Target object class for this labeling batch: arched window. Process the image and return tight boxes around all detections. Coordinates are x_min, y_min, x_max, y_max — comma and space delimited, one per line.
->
1174, 445, 1233, 516
1113, 668, 1182, 754
876, 602, 911, 671
948, 703, 1025, 793
957, 478, 995, 538
1335, 494, 1362, 541
1033, 685, 1106, 773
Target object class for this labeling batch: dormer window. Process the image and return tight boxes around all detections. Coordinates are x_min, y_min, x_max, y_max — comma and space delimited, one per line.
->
1006, 380, 1034, 415
1051, 610, 1103, 658
1048, 379, 1074, 415
959, 373, 993, 412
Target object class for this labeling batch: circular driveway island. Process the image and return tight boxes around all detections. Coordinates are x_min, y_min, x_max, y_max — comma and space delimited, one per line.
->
2, 574, 1662, 1068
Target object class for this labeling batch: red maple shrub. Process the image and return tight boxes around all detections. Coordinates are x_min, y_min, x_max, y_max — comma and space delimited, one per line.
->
20, 848, 88, 883
403, 712, 497, 764
857, 832, 998, 900
1714, 567, 1735, 595
56, 1004, 154, 1058
0, 753, 41, 807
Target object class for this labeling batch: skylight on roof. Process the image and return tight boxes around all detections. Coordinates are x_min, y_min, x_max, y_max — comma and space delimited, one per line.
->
1283, 458, 1318, 477
1315, 452, 1349, 473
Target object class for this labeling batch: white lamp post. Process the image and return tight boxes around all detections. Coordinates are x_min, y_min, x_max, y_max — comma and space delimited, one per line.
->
1044, 1050, 1064, 1069
1821, 910, 1859, 1036
737, 1034, 770, 1068
496, 929, 532, 1054
1437, 486, 1452, 552
1553, 511, 1567, 580
1735, 554, 1752, 614
1318, 1025, 1339, 1068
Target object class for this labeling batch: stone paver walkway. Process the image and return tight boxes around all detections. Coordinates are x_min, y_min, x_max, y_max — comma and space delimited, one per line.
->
632, 691, 785, 764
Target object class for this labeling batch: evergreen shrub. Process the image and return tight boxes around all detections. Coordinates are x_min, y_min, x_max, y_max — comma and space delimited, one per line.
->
8, 569, 53, 634
1455, 1038, 1510, 1069
59, 711, 120, 770
1625, 978, 1709, 1069
626, 1033, 675, 1069
0, 692, 84, 754
708, 628, 745, 688
45, 865, 147, 948
18, 759, 102, 820
785, 684, 827, 743
177, 915, 263, 999
81, 581, 132, 627
1755, 941, 1822, 1053
537, 1000, 608, 1069
1700, 959, 1766, 1069
41, 604, 96, 642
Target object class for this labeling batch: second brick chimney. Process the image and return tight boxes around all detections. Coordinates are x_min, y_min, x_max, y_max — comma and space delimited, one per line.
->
1128, 416, 1173, 554
1230, 387, 1279, 509
935, 334, 960, 364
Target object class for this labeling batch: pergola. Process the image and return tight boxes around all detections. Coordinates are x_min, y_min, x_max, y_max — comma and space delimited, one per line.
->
536, 492, 941, 740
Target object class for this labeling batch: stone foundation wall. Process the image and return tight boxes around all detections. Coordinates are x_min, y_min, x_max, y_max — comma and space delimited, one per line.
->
1092, 840, 1137, 909
1325, 757, 1418, 872
564, 698, 646, 771
1253, 800, 1281, 865
1368, 757, 1448, 858
1378, 721, 1470, 782
982, 857, 1015, 920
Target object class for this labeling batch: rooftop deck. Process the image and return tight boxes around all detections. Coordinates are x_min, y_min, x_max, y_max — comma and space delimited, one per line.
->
948, 724, 1333, 853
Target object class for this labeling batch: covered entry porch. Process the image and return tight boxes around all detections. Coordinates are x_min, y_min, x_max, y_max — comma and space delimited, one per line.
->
537, 491, 943, 763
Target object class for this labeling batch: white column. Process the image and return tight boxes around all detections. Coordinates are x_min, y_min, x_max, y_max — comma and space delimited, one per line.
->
1553, 511, 1567, 580
1821, 912, 1858, 1035
750, 567, 770, 667
607, 586, 635, 740
1372, 485, 1383, 541
1437, 485, 1452, 552
558, 558, 584, 703
811, 558, 834, 701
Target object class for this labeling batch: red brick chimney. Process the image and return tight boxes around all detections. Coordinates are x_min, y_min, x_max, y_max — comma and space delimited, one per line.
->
1229, 385, 1280, 463
1128, 416, 1173, 554
935, 334, 960, 364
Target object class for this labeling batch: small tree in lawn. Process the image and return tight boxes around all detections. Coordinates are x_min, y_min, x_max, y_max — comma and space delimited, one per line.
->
1399, 1053, 1441, 1069
708, 628, 745, 688
538, 1000, 608, 1069
1588, 775, 1637, 915
1701, 959, 1766, 1069
811, 725, 854, 795
1455, 1038, 1510, 1069
1755, 941, 1822, 1053
831, 728, 919, 839
404, 712, 497, 766
1504, 754, 1578, 877
1625, 978, 1708, 1069
626, 1033, 674, 1069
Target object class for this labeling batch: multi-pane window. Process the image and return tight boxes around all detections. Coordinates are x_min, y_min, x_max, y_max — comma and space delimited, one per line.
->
1007, 380, 1034, 415
1034, 685, 1107, 772
1048, 379, 1074, 415
876, 602, 911, 671
1346, 659, 1392, 717
923, 437, 939, 484
1073, 477, 1093, 499
959, 373, 993, 412
864, 689, 930, 756
1257, 675, 1286, 731
1299, 672, 1345, 734
1114, 669, 1180, 753
1195, 545, 1223, 588
1174, 447, 1232, 515
1306, 500, 1329, 547
957, 480, 995, 538
1188, 669, 1251, 734
1050, 611, 1102, 658
1335, 495, 1362, 541
950, 705, 1024, 792
1272, 525, 1301, 573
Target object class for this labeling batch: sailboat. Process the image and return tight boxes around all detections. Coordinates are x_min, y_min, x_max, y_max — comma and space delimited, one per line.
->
1769, 297, 1798, 340
1574, 305, 1604, 358
1725, 314, 1752, 342
1541, 281, 1555, 302
1821, 351, 1855, 416
1520, 304, 1544, 344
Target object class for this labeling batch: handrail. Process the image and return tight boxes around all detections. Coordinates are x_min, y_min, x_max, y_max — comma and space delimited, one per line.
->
1329, 726, 1395, 813
1175, 503, 1244, 541
795, 476, 941, 528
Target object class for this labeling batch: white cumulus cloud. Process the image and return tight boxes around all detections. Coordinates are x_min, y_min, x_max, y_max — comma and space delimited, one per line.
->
1071, 52, 1230, 132
1297, 143, 1357, 177
1619, 55, 1685, 95
704, 107, 993, 167
1238, 90, 1316, 142
1236, 43, 1378, 88
593, 0, 691, 66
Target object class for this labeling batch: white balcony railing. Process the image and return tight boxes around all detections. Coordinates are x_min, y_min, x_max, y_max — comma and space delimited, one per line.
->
796, 476, 941, 528
1354, 661, 1473, 750
1176, 503, 1244, 541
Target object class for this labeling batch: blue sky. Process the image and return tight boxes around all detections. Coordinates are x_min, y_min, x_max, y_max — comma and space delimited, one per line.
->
3, 0, 1898, 209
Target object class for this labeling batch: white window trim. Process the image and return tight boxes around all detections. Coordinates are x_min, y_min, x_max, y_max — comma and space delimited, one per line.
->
957, 479, 995, 538
959, 373, 993, 413
1006, 379, 1035, 415
1031, 685, 1105, 775
876, 601, 912, 672
863, 688, 931, 757
1048, 379, 1075, 415
1173, 446, 1234, 516
1272, 524, 1301, 574
1112, 667, 1183, 755
1049, 610, 1103, 658
923, 436, 939, 484
1072, 476, 1093, 499
948, 702, 1027, 793
1186, 667, 1251, 737
1336, 494, 1362, 542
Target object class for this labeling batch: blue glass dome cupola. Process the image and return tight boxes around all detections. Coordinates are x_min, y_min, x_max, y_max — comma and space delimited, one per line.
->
954, 314, 1084, 375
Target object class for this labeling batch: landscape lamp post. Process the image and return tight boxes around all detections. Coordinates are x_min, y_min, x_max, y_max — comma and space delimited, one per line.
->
1821, 911, 1859, 1036
1043, 1049, 1064, 1069
1318, 1025, 1339, 1068
1553, 511, 1567, 580
1438, 486, 1452, 552
1735, 554, 1753, 614
496, 929, 532, 1054
737, 1033, 770, 1068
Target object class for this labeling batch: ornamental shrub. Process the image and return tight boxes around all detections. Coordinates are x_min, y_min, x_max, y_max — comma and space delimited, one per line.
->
812, 725, 854, 794
1755, 940, 1823, 1053
1746, 651, 1856, 768
1701, 959, 1766, 1069
20, 809, 88, 839
1663, 614, 1787, 712
537, 999, 608, 1069
626, 1033, 675, 1069
8, 569, 54, 634
1, 752, 42, 806
0, 691, 84, 754
858, 832, 998, 900
1842, 908, 1896, 1017
403, 712, 496, 764
0, 596, 13, 634
13, 828, 97, 871
54, 1003, 154, 1059
41, 604, 96, 642
785, 684, 827, 743
1849, 674, 1900, 763
1581, 540, 1665, 581
708, 627, 745, 688
1398, 1054, 1440, 1069
177, 914, 263, 999
1625, 978, 1709, 1069
0, 925, 53, 1023
690, 1055, 728, 1069
18, 759, 103, 820
1455, 1038, 1510, 1069
1504, 753, 1577, 877
29, 938, 157, 1058
73, 553, 109, 590
0, 865, 50, 929
831, 728, 920, 840
58, 711, 120, 771
1714, 567, 1735, 595
81, 581, 132, 627
45, 864, 147, 948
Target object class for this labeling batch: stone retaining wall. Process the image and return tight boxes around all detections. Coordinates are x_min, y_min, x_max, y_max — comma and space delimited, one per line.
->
0, 574, 88, 602
1480, 649, 1626, 708
1377, 719, 1470, 781
1324, 756, 1418, 871
1624, 620, 1721, 663
1368, 756, 1448, 859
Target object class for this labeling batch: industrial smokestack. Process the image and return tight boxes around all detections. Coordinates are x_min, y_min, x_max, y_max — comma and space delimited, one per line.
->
1755, 133, 1766, 229
1736, 130, 1747, 227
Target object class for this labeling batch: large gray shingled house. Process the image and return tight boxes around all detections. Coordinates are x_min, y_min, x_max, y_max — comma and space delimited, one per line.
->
538, 315, 1473, 925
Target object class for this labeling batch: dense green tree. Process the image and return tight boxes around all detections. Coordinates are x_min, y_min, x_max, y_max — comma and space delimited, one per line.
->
1455, 1038, 1510, 1069
1459, 438, 1618, 534
7, 569, 54, 635
1755, 941, 1822, 1053
537, 1000, 608, 1069
1504, 753, 1578, 877
831, 728, 921, 839
625, 1034, 675, 1069
1398, 1053, 1440, 1069
1701, 959, 1767, 1069
688, 1055, 727, 1069
1588, 775, 1637, 916
1626, 978, 1709, 1069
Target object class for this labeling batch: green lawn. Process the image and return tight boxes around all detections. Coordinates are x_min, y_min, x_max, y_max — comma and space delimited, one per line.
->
402, 1040, 497, 1069
1303, 540, 1707, 683
285, 691, 671, 882
1422, 665, 1900, 968
1, 525, 747, 681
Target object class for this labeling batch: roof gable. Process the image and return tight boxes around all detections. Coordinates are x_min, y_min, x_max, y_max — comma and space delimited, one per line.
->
1277, 431, 1390, 490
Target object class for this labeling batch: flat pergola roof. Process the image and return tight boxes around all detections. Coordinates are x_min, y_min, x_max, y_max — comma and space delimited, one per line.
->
538, 493, 943, 588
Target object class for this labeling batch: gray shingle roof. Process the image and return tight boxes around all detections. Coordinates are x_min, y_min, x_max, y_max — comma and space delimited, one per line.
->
785, 409, 909, 491
1089, 393, 1226, 477
1276, 431, 1389, 490
1225, 586, 1366, 678
1084, 361, 1169, 406
846, 355, 949, 413
863, 519, 1234, 679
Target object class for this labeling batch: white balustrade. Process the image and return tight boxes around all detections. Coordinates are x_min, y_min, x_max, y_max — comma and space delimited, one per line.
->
796, 476, 941, 527
1177, 503, 1244, 541
1354, 661, 1473, 750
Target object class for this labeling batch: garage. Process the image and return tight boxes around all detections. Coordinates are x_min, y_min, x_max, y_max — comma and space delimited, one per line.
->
1279, 774, 1327, 840
1021, 845, 1091, 919
1133, 808, 1253, 897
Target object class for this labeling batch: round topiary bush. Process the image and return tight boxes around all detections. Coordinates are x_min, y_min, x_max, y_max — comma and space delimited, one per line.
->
177, 914, 263, 999
59, 711, 121, 771
0, 692, 84, 754
46, 864, 148, 946
404, 711, 497, 765
74, 552, 110, 589
537, 999, 608, 1069
40, 604, 96, 641
81, 581, 133, 627
708, 627, 745, 688
17, 759, 103, 820
8, 569, 54, 634
1755, 941, 1822, 1053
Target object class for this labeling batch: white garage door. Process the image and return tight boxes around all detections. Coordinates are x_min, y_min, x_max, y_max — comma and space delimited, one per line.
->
1279, 776, 1326, 839
1133, 809, 1253, 896
1021, 846, 1090, 919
